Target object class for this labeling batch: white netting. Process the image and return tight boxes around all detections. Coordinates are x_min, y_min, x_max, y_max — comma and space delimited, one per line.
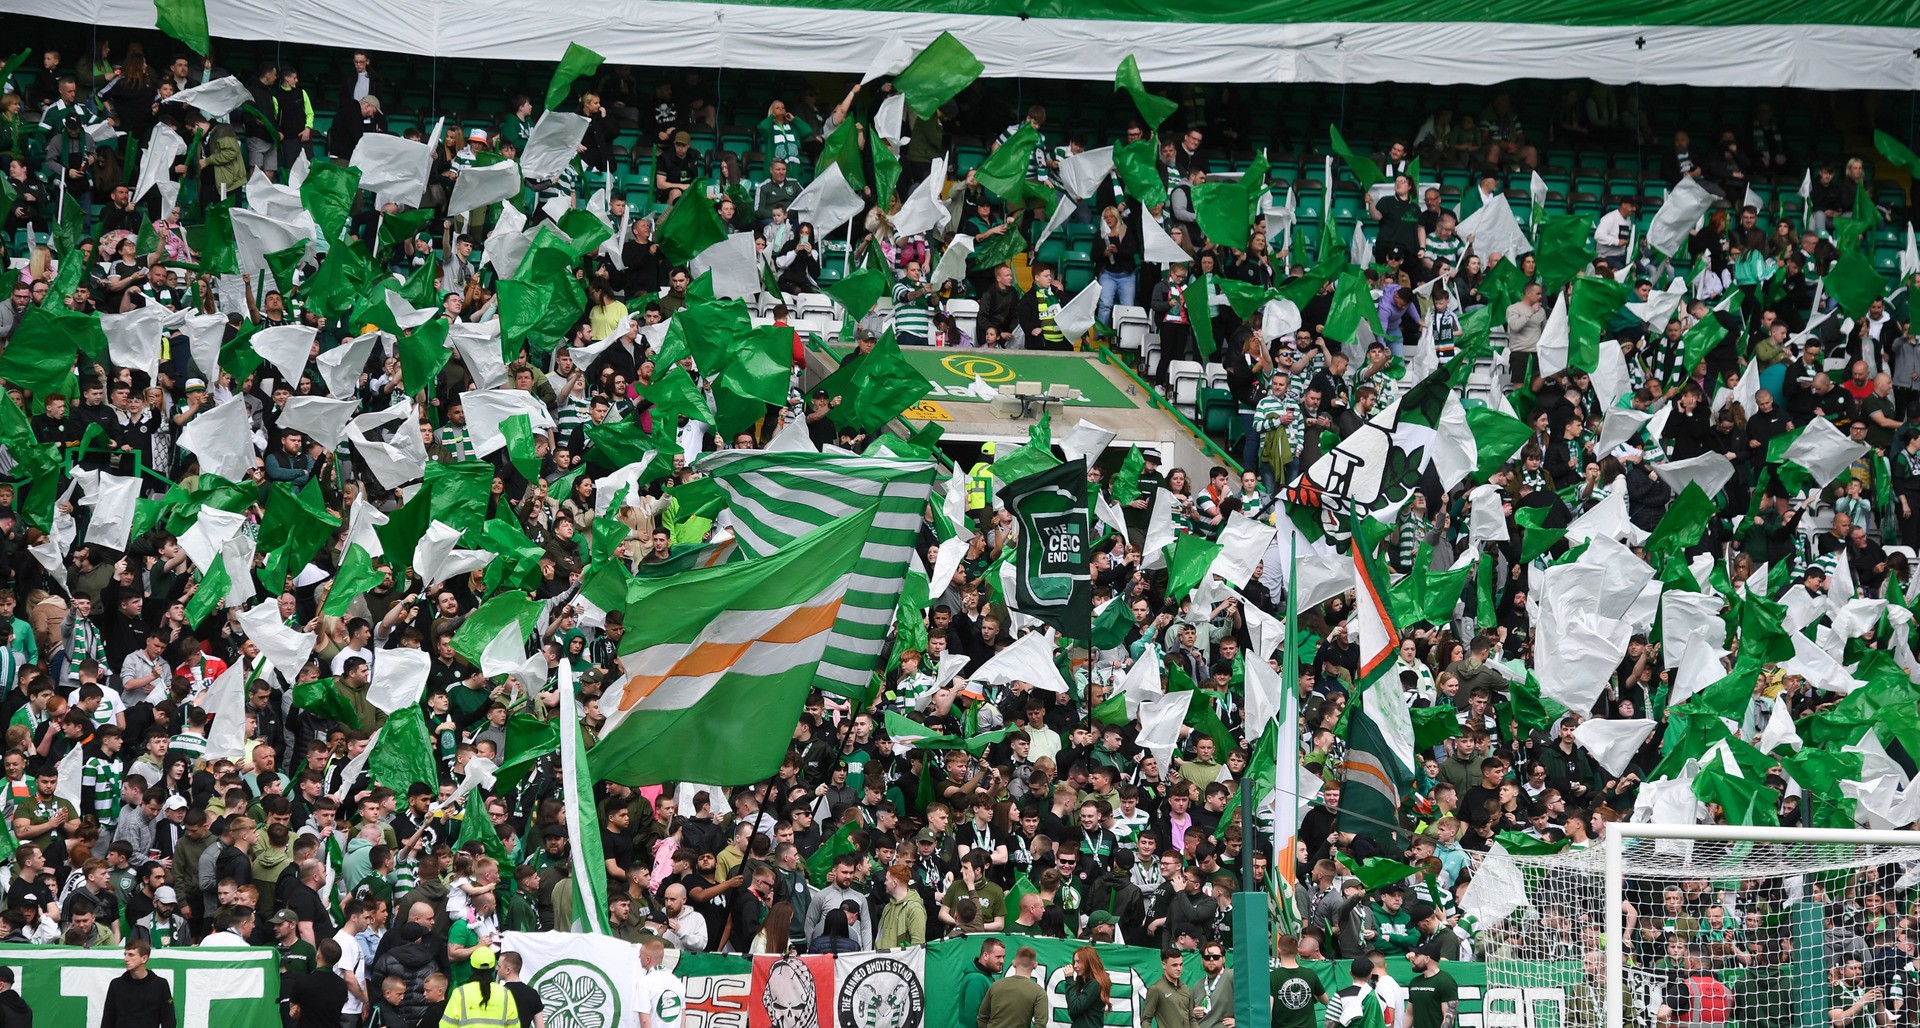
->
1468, 836, 1920, 1028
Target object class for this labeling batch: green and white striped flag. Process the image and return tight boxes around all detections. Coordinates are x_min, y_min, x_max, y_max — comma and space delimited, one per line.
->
695, 451, 936, 698
556, 660, 609, 934
591, 508, 876, 785
1335, 514, 1414, 854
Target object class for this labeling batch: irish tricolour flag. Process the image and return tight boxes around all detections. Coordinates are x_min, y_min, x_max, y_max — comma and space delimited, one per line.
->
589, 507, 875, 786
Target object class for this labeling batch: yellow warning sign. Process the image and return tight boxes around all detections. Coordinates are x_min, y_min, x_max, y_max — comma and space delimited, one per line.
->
902, 400, 952, 421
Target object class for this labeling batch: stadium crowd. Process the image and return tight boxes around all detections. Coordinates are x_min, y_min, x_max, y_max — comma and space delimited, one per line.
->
1, 28, 1919, 1028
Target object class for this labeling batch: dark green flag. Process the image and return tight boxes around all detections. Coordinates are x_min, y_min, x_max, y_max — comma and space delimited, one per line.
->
1001, 458, 1093, 636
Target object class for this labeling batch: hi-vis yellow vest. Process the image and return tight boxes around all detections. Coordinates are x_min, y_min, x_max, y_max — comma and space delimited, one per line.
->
439, 981, 519, 1028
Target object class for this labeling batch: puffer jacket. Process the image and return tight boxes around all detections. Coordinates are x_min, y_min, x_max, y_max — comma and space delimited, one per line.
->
372, 926, 441, 1026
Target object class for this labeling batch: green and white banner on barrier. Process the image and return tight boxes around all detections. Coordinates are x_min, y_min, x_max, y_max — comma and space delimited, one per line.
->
673, 936, 1584, 1028
0, 946, 280, 1028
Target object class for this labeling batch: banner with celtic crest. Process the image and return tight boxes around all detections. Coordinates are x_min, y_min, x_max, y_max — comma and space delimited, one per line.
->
502, 931, 644, 1028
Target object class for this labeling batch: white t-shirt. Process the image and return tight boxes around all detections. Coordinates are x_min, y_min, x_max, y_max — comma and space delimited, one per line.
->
332, 646, 373, 676
333, 927, 367, 1015
637, 966, 685, 1028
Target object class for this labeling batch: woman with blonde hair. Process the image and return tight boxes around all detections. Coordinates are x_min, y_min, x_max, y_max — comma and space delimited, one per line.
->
1065, 947, 1112, 1028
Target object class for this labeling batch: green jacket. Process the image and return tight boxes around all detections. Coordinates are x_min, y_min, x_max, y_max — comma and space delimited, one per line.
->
876, 892, 927, 949
1065, 976, 1108, 1028
958, 965, 995, 1028
978, 974, 1048, 1028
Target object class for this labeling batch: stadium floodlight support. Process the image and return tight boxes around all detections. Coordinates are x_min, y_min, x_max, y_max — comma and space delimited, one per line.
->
1603, 822, 1920, 1028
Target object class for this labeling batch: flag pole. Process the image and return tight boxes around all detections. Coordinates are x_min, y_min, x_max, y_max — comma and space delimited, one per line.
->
1275, 532, 1302, 936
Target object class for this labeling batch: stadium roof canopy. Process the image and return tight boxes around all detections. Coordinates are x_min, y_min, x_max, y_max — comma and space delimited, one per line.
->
20, 0, 1920, 89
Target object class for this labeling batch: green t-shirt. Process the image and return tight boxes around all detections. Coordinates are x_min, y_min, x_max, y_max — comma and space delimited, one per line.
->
448, 920, 480, 988
278, 940, 317, 979
1269, 966, 1325, 1028
1408, 969, 1460, 1028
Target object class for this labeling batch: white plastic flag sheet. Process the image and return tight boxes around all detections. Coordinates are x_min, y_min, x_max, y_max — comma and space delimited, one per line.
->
1136, 689, 1193, 770
413, 521, 494, 588
1626, 278, 1688, 332
1140, 212, 1189, 265
100, 306, 166, 383
1459, 844, 1539, 935
1455, 193, 1532, 258
72, 470, 139, 553
1759, 695, 1803, 754
179, 506, 249, 573
217, 534, 258, 609
351, 120, 441, 209
177, 398, 256, 481
767, 411, 817, 452
892, 157, 952, 240
1532, 576, 1633, 714
517, 111, 590, 181
246, 168, 310, 223
230, 206, 314, 283
930, 234, 974, 288
1119, 643, 1165, 718
164, 76, 253, 116
1785, 630, 1864, 695
969, 629, 1069, 692
448, 160, 524, 215
1056, 146, 1115, 201
1659, 590, 1728, 670
447, 320, 508, 390
860, 35, 918, 84
1593, 400, 1652, 458
1242, 650, 1285, 735
348, 401, 430, 489
1140, 488, 1177, 569
1468, 484, 1510, 543
1032, 195, 1078, 254
1713, 359, 1761, 417
237, 599, 318, 683
1431, 393, 1476, 491
134, 123, 186, 205
251, 324, 319, 385
1782, 416, 1870, 488
873, 92, 907, 147
688, 231, 761, 299
201, 661, 250, 761
1666, 627, 1728, 708
367, 647, 432, 714
313, 331, 380, 400
484, 204, 532, 276
1653, 452, 1734, 500
1572, 717, 1656, 778
1210, 513, 1275, 588
787, 163, 867, 239
1564, 480, 1646, 546
1648, 176, 1716, 257
1056, 420, 1116, 466
1053, 278, 1100, 342
1534, 286, 1572, 377
277, 396, 360, 450
593, 457, 658, 513
459, 388, 557, 457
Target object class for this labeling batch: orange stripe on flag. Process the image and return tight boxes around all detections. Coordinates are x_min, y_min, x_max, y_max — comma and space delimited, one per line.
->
1351, 547, 1399, 680
619, 600, 843, 709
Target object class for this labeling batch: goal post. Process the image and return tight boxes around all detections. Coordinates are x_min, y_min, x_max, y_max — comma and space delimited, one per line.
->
1465, 821, 1920, 1028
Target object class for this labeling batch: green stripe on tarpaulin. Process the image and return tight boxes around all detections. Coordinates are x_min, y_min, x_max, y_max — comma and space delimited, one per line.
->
686, 0, 1917, 28
818, 343, 1137, 409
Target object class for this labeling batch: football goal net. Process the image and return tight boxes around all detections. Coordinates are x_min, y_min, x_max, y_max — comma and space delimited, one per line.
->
1464, 823, 1920, 1028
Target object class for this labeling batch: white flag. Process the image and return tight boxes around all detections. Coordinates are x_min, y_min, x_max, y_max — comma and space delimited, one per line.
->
177, 398, 256, 481
788, 163, 866, 239
277, 395, 360, 450
164, 76, 253, 117
448, 160, 524, 215
1648, 177, 1715, 258
969, 630, 1068, 692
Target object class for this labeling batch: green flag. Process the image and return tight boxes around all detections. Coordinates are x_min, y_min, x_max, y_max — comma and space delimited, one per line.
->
975, 122, 1042, 198
1824, 252, 1887, 319
1111, 446, 1146, 505
816, 115, 866, 191
256, 480, 341, 594
154, 0, 211, 57
453, 791, 510, 864
805, 820, 861, 888
0, 306, 95, 397
322, 545, 386, 617
1114, 55, 1177, 129
501, 413, 542, 484
544, 42, 605, 111
396, 319, 452, 399
498, 227, 587, 350
1164, 532, 1224, 602
656, 180, 731, 264
291, 677, 362, 730
1192, 155, 1270, 251
492, 712, 559, 793
1337, 853, 1421, 891
300, 161, 362, 242
1411, 702, 1461, 752
367, 706, 440, 792
825, 266, 892, 321
451, 592, 544, 667
1000, 459, 1093, 635
1091, 597, 1135, 649
892, 32, 983, 119
1325, 269, 1382, 345
1112, 139, 1169, 209
1535, 214, 1598, 292
1328, 125, 1383, 191
376, 207, 434, 258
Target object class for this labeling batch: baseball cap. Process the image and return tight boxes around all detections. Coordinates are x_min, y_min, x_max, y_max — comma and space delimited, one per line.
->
163, 795, 188, 811
154, 887, 178, 905
269, 909, 297, 925
914, 829, 936, 844
1414, 941, 1443, 959
1141, 449, 1162, 464
471, 946, 497, 970
0, 968, 13, 985
673, 130, 691, 145
544, 824, 568, 839
184, 378, 206, 393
